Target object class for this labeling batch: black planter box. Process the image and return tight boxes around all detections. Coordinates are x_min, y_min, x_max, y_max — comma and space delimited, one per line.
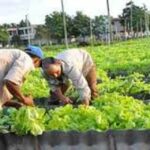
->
0, 130, 150, 150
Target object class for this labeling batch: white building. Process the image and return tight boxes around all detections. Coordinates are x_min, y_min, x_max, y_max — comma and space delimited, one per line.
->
112, 18, 124, 33
18, 26, 36, 41
7, 25, 36, 45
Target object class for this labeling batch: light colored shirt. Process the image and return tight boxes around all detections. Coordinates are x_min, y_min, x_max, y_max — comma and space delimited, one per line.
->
43, 48, 94, 101
0, 49, 34, 104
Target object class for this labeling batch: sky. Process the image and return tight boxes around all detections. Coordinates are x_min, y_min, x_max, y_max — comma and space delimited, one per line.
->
0, 0, 150, 25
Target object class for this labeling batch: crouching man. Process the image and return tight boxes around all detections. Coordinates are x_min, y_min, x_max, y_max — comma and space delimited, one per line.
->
0, 45, 43, 107
42, 48, 98, 106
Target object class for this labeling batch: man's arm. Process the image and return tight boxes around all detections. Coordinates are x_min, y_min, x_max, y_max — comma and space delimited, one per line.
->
41, 69, 72, 104
5, 80, 34, 106
3, 54, 34, 106
82, 99, 90, 106
52, 87, 72, 104
65, 65, 91, 105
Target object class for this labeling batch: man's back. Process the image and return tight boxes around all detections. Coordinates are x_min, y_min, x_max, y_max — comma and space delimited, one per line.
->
0, 49, 34, 81
0, 49, 34, 103
56, 48, 93, 76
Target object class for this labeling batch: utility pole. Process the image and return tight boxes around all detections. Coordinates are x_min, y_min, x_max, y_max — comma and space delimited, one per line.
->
124, 18, 127, 33
25, 14, 30, 45
106, 0, 112, 45
130, 1, 133, 34
124, 18, 128, 40
140, 18, 143, 37
144, 4, 149, 36
90, 18, 94, 46
126, 1, 133, 37
136, 22, 139, 38
61, 0, 68, 49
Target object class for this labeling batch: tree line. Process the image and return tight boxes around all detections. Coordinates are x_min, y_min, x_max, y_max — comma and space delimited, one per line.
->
0, 1, 150, 46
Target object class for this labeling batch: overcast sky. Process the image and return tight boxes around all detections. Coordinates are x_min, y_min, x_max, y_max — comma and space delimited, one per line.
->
0, 0, 150, 24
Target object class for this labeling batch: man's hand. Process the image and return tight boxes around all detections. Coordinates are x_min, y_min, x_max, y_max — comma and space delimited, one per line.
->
23, 96, 34, 106
82, 99, 89, 106
61, 97, 73, 105
2, 101, 24, 109
51, 88, 73, 105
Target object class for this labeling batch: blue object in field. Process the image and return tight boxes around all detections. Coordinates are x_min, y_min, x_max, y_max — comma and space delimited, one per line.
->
25, 45, 43, 59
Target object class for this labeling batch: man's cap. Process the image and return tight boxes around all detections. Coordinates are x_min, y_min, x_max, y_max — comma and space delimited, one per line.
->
25, 45, 43, 59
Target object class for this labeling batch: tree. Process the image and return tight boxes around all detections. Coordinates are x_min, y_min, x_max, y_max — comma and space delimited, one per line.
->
45, 11, 72, 43
2, 23, 11, 28
0, 27, 9, 46
92, 15, 107, 37
35, 25, 48, 39
35, 25, 51, 45
19, 20, 26, 27
11, 35, 22, 46
71, 11, 90, 37
119, 1, 148, 32
10, 23, 17, 28
18, 19, 31, 28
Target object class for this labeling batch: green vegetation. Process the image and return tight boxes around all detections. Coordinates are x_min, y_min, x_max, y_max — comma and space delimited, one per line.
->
88, 38, 150, 76
0, 26, 9, 46
1, 94, 150, 135
2, 37, 150, 135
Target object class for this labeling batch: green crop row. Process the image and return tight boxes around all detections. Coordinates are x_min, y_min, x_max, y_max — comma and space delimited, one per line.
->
1, 93, 150, 135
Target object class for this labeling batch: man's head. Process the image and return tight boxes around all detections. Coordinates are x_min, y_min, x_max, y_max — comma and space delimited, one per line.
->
42, 57, 62, 78
25, 45, 43, 68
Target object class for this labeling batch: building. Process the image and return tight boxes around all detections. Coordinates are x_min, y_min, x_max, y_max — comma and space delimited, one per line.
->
7, 25, 36, 45
112, 18, 124, 33
18, 26, 36, 41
